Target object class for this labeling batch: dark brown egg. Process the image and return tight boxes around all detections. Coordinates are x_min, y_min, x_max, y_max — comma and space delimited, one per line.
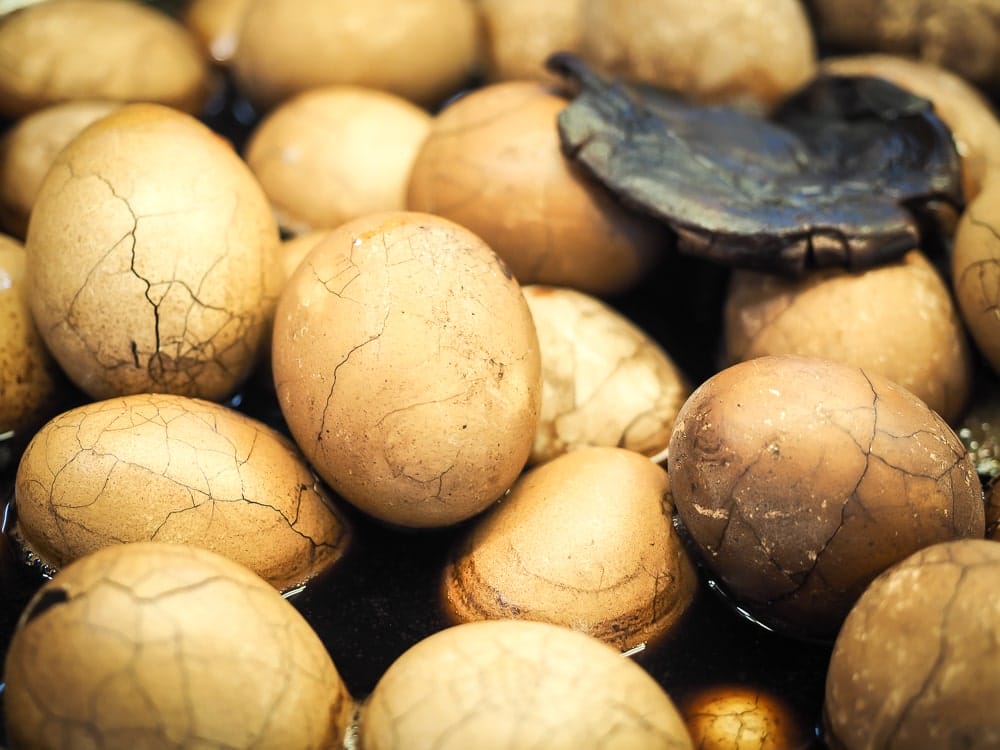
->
668, 355, 984, 640
824, 539, 1000, 750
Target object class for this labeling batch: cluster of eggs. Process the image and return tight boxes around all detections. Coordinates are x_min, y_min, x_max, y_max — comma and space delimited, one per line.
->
2, 0, 1000, 748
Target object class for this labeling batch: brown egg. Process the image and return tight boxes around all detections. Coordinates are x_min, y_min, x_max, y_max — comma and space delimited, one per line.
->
953, 181, 1000, 381
821, 54, 1000, 201
0, 233, 63, 438
245, 86, 432, 235
13, 393, 350, 591
681, 685, 803, 750
0, 0, 209, 118
581, 0, 817, 109
272, 211, 541, 528
407, 81, 667, 296
442, 446, 697, 652
523, 284, 689, 465
824, 539, 1000, 750
183, 0, 253, 63
724, 250, 973, 424
4, 542, 353, 749
474, 0, 585, 82
668, 355, 984, 640
360, 619, 694, 750
810, 0, 1000, 93
0, 100, 121, 239
26, 103, 282, 402
231, 0, 479, 109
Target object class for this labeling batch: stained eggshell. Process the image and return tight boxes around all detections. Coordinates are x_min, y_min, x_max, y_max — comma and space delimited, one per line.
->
359, 619, 694, 750
723, 250, 973, 425
0, 99, 121, 239
245, 86, 432, 235
523, 284, 689, 465
581, 0, 817, 109
681, 685, 802, 750
442, 446, 697, 651
3, 542, 354, 749
406, 81, 667, 296
231, 0, 479, 109
668, 355, 984, 640
13, 393, 350, 591
824, 539, 1000, 750
821, 53, 1000, 201
0, 0, 210, 118
272, 211, 541, 528
0, 233, 63, 437
26, 102, 282, 402
952, 181, 1000, 380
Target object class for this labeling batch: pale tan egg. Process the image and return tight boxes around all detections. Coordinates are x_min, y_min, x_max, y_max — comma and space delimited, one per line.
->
183, 0, 253, 64
0, 0, 210, 118
523, 284, 689, 465
0, 233, 63, 437
474, 0, 585, 82
4, 542, 354, 749
360, 619, 694, 750
272, 211, 541, 528
231, 0, 479, 109
822, 53, 1000, 201
724, 250, 973, 424
279, 230, 331, 282
952, 180, 1000, 381
442, 446, 697, 651
407, 81, 668, 296
581, 0, 817, 110
13, 393, 350, 591
0, 100, 121, 239
26, 103, 282, 401
245, 86, 432, 235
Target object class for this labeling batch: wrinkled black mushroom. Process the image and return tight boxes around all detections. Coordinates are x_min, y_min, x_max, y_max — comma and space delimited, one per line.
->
547, 53, 963, 276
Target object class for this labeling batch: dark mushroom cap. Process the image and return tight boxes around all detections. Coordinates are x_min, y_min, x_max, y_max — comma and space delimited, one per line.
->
548, 52, 963, 276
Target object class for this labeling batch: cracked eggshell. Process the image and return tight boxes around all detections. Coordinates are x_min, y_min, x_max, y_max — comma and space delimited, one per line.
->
681, 685, 802, 750
12, 393, 350, 592
3, 541, 354, 749
360, 619, 694, 750
668, 355, 985, 640
406, 81, 667, 297
272, 211, 541, 528
442, 446, 697, 651
952, 181, 1000, 381
824, 539, 1000, 750
581, 0, 817, 109
25, 102, 283, 402
0, 0, 210, 119
0, 233, 63, 437
723, 250, 973, 425
523, 284, 690, 465
0, 99, 121, 239
245, 86, 432, 235
231, 0, 479, 109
